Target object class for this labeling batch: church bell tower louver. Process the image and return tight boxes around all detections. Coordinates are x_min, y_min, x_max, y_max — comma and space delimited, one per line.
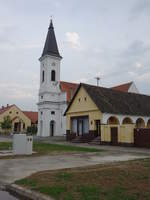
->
37, 19, 66, 137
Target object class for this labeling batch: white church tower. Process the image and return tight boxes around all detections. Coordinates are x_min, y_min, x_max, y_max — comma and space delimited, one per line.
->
37, 19, 66, 137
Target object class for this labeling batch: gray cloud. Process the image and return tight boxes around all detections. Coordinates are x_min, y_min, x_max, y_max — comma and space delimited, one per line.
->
0, 0, 150, 109
129, 0, 150, 20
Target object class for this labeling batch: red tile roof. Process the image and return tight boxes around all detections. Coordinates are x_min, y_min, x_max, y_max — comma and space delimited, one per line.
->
60, 81, 79, 102
0, 104, 14, 115
111, 82, 133, 92
23, 111, 38, 124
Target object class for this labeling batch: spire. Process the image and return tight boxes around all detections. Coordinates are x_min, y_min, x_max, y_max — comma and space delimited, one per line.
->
41, 18, 62, 58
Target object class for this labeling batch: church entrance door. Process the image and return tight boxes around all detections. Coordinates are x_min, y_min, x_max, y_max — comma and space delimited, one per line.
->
50, 120, 55, 136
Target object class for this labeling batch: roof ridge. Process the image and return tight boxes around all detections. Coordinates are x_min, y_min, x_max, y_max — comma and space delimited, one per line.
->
81, 83, 150, 97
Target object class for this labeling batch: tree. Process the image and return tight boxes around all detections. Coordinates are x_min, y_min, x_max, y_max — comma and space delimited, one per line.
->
27, 125, 37, 135
0, 116, 12, 134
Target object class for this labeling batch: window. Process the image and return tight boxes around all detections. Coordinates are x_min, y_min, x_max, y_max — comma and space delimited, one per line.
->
51, 70, 56, 81
16, 112, 18, 114
41, 111, 43, 115
41, 96, 43, 99
9, 111, 12, 114
78, 98, 81, 102
84, 97, 87, 101
42, 70, 45, 82
51, 111, 55, 115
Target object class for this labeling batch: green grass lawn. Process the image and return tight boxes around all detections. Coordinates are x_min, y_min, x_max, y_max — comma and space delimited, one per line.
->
0, 141, 101, 154
15, 158, 150, 200
0, 142, 12, 150
33, 142, 101, 154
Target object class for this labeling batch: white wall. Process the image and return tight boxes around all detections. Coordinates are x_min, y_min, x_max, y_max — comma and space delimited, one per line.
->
102, 113, 150, 126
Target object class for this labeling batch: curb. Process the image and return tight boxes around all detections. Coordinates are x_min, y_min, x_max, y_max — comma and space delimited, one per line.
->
6, 184, 54, 200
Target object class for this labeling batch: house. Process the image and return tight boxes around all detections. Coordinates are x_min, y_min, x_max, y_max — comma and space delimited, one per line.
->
37, 19, 140, 137
64, 83, 150, 146
112, 81, 139, 93
0, 104, 31, 133
23, 111, 38, 125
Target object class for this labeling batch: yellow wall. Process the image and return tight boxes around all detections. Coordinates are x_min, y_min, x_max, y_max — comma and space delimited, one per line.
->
66, 86, 102, 130
119, 124, 135, 143
66, 86, 135, 144
0, 105, 31, 133
101, 124, 135, 144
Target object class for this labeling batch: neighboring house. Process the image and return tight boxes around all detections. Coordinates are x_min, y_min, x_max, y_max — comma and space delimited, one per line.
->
112, 81, 139, 94
60, 81, 78, 103
0, 104, 31, 133
64, 83, 150, 146
23, 111, 38, 126
37, 19, 140, 137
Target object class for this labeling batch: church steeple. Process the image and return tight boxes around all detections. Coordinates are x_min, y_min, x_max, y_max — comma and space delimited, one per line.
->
41, 19, 62, 58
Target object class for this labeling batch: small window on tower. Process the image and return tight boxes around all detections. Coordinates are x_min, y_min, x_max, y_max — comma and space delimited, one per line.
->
41, 96, 43, 99
51, 111, 55, 115
51, 70, 56, 81
42, 70, 45, 82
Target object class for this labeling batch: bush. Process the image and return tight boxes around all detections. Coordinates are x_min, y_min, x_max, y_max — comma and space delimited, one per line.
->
0, 116, 12, 134
27, 125, 37, 135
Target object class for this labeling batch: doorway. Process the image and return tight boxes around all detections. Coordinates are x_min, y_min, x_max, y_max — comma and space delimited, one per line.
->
95, 120, 101, 138
50, 120, 55, 136
14, 122, 21, 132
110, 127, 118, 145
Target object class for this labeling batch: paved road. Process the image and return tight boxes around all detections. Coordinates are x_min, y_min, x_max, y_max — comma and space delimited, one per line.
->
0, 151, 149, 185
1, 135, 150, 185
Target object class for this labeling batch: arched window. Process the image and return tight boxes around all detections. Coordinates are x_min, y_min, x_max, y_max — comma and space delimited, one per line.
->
51, 70, 56, 81
136, 118, 145, 128
147, 119, 150, 128
107, 116, 120, 125
42, 70, 45, 82
122, 117, 133, 124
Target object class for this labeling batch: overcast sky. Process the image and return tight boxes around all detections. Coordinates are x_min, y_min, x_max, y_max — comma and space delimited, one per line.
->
0, 0, 150, 111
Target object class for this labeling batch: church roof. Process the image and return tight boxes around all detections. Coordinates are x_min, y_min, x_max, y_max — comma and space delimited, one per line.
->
41, 19, 62, 58
64, 83, 150, 117
111, 82, 133, 92
60, 81, 78, 102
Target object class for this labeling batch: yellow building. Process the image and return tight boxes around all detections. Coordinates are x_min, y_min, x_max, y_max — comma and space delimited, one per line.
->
64, 83, 150, 146
0, 104, 31, 133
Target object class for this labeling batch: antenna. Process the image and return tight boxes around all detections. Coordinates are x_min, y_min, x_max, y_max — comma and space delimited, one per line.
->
95, 77, 101, 86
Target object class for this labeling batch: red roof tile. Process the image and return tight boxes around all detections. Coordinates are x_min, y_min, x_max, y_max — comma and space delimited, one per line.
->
111, 82, 133, 92
0, 104, 15, 115
60, 81, 79, 102
23, 111, 38, 124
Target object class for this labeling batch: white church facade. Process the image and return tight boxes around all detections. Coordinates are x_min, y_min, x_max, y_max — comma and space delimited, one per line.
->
37, 19, 139, 137
37, 20, 68, 137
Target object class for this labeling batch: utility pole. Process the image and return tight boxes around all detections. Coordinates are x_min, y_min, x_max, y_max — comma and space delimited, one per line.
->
95, 77, 101, 86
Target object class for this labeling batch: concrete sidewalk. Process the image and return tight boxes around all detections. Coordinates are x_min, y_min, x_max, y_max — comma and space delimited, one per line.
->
0, 151, 149, 185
